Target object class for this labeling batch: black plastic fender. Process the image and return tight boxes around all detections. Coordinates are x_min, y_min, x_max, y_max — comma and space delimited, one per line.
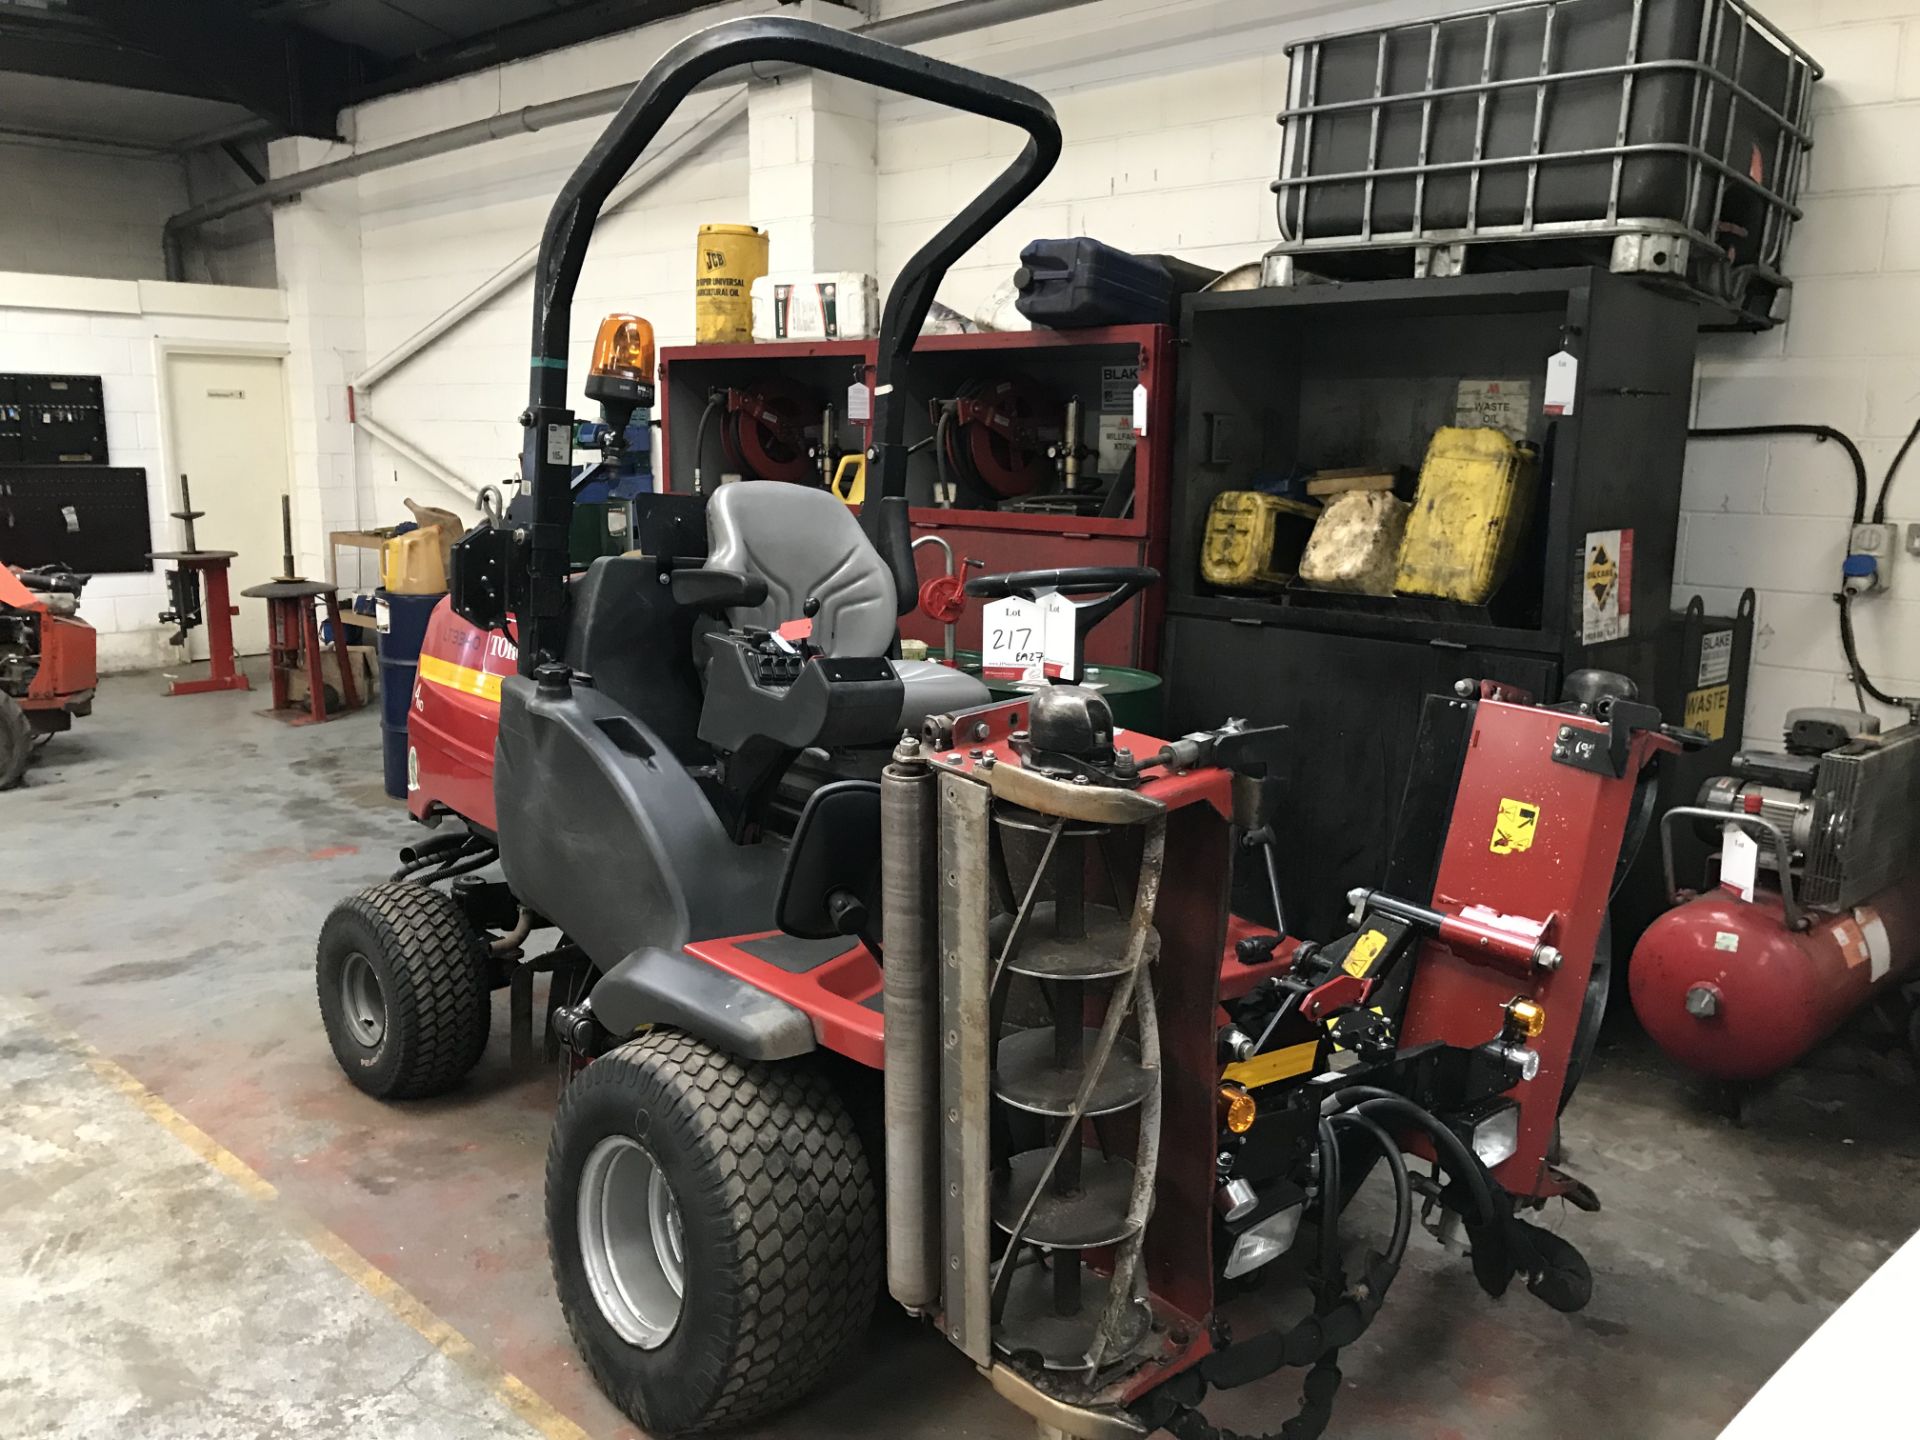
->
591, 945, 816, 1062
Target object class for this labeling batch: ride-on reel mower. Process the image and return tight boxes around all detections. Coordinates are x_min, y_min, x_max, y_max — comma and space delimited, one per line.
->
314, 16, 1697, 1438
1, 561, 96, 789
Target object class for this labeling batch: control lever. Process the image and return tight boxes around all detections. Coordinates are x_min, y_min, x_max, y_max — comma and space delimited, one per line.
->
1140, 720, 1287, 777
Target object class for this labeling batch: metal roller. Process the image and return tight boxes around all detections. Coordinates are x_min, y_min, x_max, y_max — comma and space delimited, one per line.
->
881, 734, 940, 1310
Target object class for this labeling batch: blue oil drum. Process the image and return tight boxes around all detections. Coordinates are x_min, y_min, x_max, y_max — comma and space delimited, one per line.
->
375, 589, 442, 799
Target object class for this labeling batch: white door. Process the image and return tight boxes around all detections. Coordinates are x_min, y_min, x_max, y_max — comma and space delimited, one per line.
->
163, 353, 291, 657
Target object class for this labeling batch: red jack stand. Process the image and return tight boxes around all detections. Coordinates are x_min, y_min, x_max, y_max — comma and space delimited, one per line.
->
150, 550, 251, 697
150, 474, 251, 698
243, 579, 362, 726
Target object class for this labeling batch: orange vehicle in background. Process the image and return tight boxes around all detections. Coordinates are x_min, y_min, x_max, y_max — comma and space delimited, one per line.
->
1, 562, 97, 789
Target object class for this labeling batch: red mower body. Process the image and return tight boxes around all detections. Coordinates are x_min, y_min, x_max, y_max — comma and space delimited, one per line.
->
1398, 698, 1678, 1198
404, 598, 517, 832
1, 564, 97, 722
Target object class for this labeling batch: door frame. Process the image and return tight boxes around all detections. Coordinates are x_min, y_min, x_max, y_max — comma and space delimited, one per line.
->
153, 340, 295, 541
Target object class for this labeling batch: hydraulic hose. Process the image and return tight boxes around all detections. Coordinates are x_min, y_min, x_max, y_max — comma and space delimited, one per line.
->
1154, 1361, 1344, 1440
933, 406, 957, 503
1158, 1098, 1419, 1433
1330, 1111, 1412, 1270
1314, 1118, 1341, 1294
1330, 1087, 1497, 1226
416, 848, 501, 883
691, 392, 723, 495
391, 832, 481, 881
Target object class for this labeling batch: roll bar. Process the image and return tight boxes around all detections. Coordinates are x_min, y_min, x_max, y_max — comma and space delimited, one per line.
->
517, 14, 1062, 672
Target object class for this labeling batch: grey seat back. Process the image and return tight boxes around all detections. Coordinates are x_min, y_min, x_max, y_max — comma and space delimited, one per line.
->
705, 482, 897, 656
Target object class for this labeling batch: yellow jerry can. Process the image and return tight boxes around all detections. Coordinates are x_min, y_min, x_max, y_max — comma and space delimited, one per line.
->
1394, 427, 1539, 603
1201, 491, 1319, 590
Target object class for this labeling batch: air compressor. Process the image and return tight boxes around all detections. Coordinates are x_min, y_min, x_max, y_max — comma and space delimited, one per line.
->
1630, 709, 1920, 1082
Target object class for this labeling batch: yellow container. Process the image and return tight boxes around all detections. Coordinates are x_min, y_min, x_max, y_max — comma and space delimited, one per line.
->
1201, 491, 1319, 590
830, 453, 867, 505
695, 223, 769, 344
1394, 427, 1539, 603
380, 528, 449, 595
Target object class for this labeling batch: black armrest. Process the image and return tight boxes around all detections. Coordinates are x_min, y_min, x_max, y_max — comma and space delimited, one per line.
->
671, 567, 767, 614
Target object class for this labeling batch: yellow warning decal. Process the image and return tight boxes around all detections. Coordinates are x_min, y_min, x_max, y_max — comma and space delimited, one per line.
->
1342, 929, 1389, 979
417, 653, 503, 703
1490, 797, 1541, 855
1684, 684, 1730, 741
1222, 1041, 1319, 1090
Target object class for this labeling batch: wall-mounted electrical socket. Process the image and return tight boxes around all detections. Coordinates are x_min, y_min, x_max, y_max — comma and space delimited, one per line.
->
1907, 522, 1920, 558
1851, 522, 1898, 558
1845, 523, 1899, 595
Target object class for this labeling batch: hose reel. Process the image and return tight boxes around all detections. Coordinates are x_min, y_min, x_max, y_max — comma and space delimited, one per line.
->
934, 377, 1057, 505
720, 377, 820, 484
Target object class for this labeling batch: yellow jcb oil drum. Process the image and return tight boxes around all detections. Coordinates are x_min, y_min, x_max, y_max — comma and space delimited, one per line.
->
1394, 427, 1539, 603
695, 223, 768, 344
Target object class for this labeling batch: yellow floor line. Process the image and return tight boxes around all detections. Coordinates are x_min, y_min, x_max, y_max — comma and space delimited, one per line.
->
50, 1024, 591, 1440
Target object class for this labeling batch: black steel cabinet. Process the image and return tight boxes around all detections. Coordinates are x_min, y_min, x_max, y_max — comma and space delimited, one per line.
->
1171, 268, 1698, 653
1165, 267, 1726, 945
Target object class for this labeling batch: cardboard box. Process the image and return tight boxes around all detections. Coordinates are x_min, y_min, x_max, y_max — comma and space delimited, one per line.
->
751, 272, 879, 340
288, 644, 377, 711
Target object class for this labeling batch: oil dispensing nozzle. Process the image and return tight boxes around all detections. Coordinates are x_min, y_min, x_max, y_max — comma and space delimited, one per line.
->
814, 402, 837, 487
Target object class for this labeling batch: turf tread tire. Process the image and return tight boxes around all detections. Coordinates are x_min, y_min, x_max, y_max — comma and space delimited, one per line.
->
0, 691, 31, 791
316, 882, 491, 1099
548, 1032, 880, 1435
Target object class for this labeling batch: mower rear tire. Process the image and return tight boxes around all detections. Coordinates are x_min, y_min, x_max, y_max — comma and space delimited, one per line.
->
316, 882, 491, 1099
548, 1032, 880, 1435
0, 692, 31, 790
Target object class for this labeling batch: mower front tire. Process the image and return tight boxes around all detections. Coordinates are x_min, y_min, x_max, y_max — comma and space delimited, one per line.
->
548, 1032, 880, 1435
0, 692, 31, 790
317, 882, 491, 1099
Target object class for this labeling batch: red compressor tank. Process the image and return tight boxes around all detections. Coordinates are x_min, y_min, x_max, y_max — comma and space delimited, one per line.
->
1629, 875, 1920, 1081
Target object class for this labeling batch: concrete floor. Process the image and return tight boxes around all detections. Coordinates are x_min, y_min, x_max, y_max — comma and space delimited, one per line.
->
3, 669, 1918, 1439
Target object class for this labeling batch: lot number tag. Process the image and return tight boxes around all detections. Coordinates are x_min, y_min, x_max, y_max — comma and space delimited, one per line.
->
982, 591, 1077, 683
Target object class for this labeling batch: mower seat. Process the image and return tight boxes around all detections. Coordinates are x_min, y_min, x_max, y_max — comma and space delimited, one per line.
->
704, 482, 988, 730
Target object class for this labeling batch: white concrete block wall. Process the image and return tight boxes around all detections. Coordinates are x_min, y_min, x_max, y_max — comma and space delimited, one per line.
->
0, 277, 287, 672
179, 150, 279, 289
876, 52, 1286, 323
335, 3, 769, 520
0, 142, 192, 283
272, 136, 372, 585
351, 118, 749, 520
0, 140, 263, 288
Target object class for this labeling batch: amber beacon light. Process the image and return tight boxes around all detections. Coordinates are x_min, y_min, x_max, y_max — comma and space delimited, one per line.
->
586, 313, 657, 412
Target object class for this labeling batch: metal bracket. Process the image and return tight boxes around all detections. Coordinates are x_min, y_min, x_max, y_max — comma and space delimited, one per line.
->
1551, 699, 1664, 779
1415, 242, 1467, 278
1259, 249, 1296, 288
1658, 805, 1806, 931
1610, 232, 1692, 278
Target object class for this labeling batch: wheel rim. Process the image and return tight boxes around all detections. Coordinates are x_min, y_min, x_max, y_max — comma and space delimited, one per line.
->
339, 951, 386, 1049
579, 1135, 686, 1350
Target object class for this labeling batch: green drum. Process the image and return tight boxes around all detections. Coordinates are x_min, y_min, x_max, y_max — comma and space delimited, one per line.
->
948, 650, 1163, 734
